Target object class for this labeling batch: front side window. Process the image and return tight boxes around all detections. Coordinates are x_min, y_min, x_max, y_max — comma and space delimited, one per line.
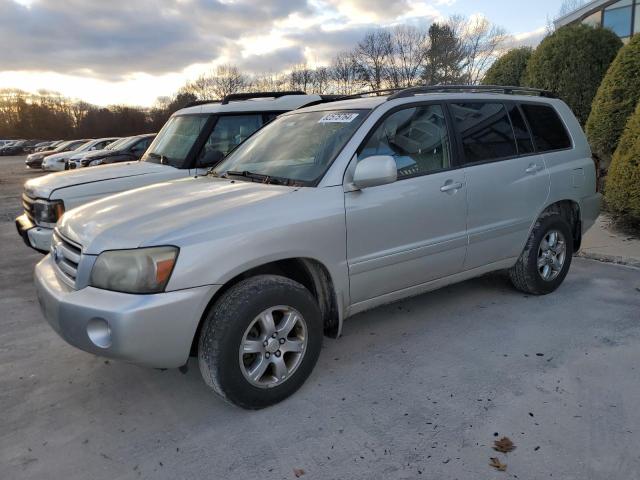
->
215, 110, 367, 185
145, 115, 209, 168
197, 114, 263, 165
359, 104, 450, 179
520, 104, 572, 152
450, 102, 517, 163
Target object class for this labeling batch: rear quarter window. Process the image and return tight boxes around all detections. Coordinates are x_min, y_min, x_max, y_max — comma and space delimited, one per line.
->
520, 104, 572, 152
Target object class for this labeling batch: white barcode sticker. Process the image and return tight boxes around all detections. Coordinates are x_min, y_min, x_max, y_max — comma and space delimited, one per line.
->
318, 113, 359, 123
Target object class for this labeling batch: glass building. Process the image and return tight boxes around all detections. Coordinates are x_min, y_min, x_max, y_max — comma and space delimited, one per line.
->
554, 0, 640, 42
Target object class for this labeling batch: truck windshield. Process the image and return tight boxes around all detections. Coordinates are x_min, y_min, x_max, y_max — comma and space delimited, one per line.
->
143, 115, 209, 169
214, 110, 368, 185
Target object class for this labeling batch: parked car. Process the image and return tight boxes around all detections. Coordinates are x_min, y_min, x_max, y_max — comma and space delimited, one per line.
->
73, 134, 156, 168
33, 86, 601, 409
36, 140, 63, 152
0, 139, 15, 148
24, 139, 89, 168
22, 140, 47, 154
0, 139, 28, 155
17, 92, 333, 252
67, 137, 128, 169
42, 138, 119, 171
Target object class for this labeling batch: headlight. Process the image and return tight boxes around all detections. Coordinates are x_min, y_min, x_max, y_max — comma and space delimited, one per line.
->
90, 246, 179, 294
33, 199, 65, 226
89, 159, 104, 166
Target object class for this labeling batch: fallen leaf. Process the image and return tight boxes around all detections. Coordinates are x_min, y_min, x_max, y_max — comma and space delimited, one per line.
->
493, 436, 515, 453
489, 457, 507, 471
293, 468, 305, 478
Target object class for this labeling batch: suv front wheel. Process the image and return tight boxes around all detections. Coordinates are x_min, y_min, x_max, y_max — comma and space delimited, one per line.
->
198, 275, 323, 409
509, 212, 574, 295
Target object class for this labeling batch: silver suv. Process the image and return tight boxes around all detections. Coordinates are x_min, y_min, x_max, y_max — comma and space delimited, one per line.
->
34, 86, 600, 409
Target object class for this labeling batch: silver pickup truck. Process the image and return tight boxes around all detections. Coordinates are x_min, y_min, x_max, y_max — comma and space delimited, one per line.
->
34, 86, 601, 409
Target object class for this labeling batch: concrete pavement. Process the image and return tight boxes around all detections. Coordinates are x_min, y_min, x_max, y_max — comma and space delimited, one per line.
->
579, 214, 640, 267
1, 156, 639, 479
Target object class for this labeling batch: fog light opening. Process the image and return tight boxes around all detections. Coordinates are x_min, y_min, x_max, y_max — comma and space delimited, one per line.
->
87, 318, 112, 349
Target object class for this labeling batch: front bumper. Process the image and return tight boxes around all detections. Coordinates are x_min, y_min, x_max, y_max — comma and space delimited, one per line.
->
34, 255, 219, 368
15, 214, 53, 253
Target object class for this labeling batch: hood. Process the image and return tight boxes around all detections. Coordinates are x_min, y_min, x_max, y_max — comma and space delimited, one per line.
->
71, 148, 109, 161
28, 149, 55, 160
24, 161, 171, 199
43, 151, 72, 163
84, 149, 120, 160
58, 177, 295, 254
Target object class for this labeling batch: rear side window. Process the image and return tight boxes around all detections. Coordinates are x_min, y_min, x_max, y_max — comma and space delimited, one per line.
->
520, 104, 571, 151
506, 104, 534, 154
450, 103, 517, 163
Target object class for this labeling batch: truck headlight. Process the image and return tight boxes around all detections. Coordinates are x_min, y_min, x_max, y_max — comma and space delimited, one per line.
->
33, 199, 65, 225
90, 246, 179, 294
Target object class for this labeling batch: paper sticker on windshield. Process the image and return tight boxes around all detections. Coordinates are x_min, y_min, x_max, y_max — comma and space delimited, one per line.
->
318, 113, 359, 123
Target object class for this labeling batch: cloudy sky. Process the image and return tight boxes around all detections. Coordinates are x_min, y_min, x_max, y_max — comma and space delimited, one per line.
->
0, 0, 562, 106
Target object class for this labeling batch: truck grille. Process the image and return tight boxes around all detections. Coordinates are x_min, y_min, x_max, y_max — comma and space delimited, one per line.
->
22, 194, 35, 222
51, 230, 82, 287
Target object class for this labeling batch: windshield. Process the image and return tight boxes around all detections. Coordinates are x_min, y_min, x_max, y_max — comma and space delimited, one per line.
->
75, 140, 95, 152
52, 141, 74, 152
105, 137, 129, 150
143, 115, 209, 168
215, 110, 367, 185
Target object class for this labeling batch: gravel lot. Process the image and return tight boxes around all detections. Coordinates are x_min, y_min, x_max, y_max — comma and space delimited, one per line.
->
1, 155, 639, 480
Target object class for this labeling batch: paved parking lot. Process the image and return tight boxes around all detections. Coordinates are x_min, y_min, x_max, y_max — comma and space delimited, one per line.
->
1, 155, 639, 479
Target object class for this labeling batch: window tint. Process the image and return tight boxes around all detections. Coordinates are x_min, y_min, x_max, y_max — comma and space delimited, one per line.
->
520, 104, 571, 152
450, 103, 517, 163
359, 104, 450, 178
199, 114, 263, 163
506, 104, 534, 154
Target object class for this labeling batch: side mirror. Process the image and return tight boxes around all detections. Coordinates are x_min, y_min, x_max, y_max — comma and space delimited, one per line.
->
198, 149, 224, 168
352, 155, 397, 189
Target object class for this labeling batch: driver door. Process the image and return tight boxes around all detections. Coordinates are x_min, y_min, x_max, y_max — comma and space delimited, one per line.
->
345, 103, 468, 305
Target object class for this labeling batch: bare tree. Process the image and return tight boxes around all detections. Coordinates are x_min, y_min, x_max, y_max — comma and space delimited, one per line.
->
312, 67, 331, 94
456, 15, 507, 84
354, 30, 393, 91
184, 65, 249, 99
387, 25, 428, 88
330, 51, 361, 95
288, 64, 315, 92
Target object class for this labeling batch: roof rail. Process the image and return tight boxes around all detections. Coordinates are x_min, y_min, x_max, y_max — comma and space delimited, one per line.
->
334, 88, 406, 101
294, 94, 346, 109
220, 91, 306, 104
387, 85, 556, 100
183, 99, 221, 108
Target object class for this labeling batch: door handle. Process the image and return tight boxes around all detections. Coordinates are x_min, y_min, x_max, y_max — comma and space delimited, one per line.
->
440, 181, 464, 192
525, 163, 542, 174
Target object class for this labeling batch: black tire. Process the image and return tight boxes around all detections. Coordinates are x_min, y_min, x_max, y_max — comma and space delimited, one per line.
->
198, 274, 323, 409
509, 212, 574, 295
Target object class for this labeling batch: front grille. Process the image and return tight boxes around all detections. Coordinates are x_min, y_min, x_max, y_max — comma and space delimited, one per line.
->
22, 194, 35, 222
51, 230, 82, 288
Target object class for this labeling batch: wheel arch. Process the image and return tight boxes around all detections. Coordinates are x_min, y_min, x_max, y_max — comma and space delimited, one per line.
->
538, 199, 582, 251
189, 257, 341, 356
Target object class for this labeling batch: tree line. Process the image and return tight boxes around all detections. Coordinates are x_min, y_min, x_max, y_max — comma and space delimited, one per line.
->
1, 15, 506, 140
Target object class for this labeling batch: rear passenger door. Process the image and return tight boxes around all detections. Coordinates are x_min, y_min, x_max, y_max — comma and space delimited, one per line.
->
345, 103, 468, 305
449, 102, 550, 270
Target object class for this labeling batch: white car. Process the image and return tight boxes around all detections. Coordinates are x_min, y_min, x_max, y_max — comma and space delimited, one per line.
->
67, 137, 128, 169
41, 138, 120, 171
16, 92, 336, 252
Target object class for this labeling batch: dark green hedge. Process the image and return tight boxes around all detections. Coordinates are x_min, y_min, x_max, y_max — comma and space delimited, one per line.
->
523, 25, 621, 125
586, 34, 640, 166
482, 47, 532, 86
605, 101, 640, 220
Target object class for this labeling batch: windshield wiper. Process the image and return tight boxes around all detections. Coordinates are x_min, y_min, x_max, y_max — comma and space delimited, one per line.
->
224, 170, 296, 186
146, 152, 172, 165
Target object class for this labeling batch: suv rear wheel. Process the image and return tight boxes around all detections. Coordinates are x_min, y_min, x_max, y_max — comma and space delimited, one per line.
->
509, 212, 574, 295
198, 275, 323, 409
